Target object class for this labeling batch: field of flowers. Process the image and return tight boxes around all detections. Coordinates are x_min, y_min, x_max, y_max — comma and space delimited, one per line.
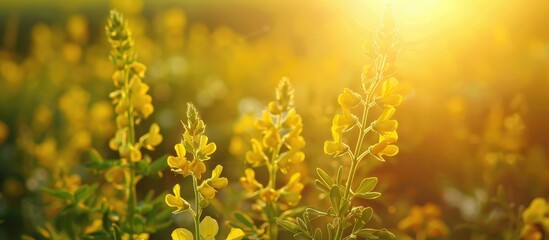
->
0, 0, 548, 239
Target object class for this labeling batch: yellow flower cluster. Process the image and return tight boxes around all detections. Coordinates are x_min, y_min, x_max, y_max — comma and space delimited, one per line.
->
521, 198, 549, 240
242, 78, 305, 204
105, 10, 163, 238
323, 6, 402, 162
165, 103, 242, 240
398, 203, 449, 239
238, 77, 305, 239
106, 10, 161, 163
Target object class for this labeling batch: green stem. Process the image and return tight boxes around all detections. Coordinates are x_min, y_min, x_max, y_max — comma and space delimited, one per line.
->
334, 54, 388, 240
123, 66, 138, 237
267, 114, 282, 240
192, 174, 201, 240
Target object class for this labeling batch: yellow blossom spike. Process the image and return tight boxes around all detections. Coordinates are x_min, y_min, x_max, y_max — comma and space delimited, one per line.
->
165, 184, 189, 214
338, 88, 362, 109
171, 228, 193, 240
200, 216, 219, 240
226, 228, 245, 240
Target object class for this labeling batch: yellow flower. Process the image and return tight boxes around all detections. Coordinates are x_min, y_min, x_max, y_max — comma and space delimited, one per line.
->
226, 228, 245, 240
167, 143, 191, 175
198, 135, 217, 158
263, 128, 281, 149
198, 183, 216, 199
200, 216, 219, 240
268, 101, 282, 115
282, 109, 302, 129
278, 151, 305, 174
141, 123, 163, 150
425, 219, 449, 237
171, 228, 193, 240
280, 173, 304, 206
398, 203, 449, 238
189, 160, 207, 180
165, 184, 190, 214
324, 116, 347, 156
259, 187, 280, 203
523, 198, 548, 224
105, 161, 128, 190
240, 168, 262, 192
112, 70, 123, 87
129, 144, 142, 162
109, 129, 127, 151
373, 106, 398, 134
337, 109, 356, 130
199, 165, 227, 199
130, 77, 154, 119
521, 224, 545, 240
131, 61, 147, 78
285, 132, 305, 150
209, 165, 229, 188
256, 110, 274, 131
338, 88, 361, 109
376, 77, 403, 107
371, 131, 399, 157
245, 139, 268, 167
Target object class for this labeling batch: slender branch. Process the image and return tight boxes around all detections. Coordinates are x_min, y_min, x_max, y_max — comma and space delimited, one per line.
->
192, 173, 201, 240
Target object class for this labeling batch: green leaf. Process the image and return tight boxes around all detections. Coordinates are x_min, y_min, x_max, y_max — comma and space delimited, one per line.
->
361, 207, 373, 224
89, 149, 104, 163
376, 228, 396, 239
329, 186, 342, 216
336, 166, 343, 185
146, 155, 168, 175
42, 188, 72, 201
354, 177, 378, 195
305, 208, 327, 217
75, 184, 98, 202
293, 232, 310, 240
277, 219, 300, 233
315, 179, 330, 193
233, 211, 255, 230
355, 228, 378, 239
316, 168, 334, 187
296, 217, 307, 232
327, 223, 335, 240
355, 192, 381, 200
313, 228, 322, 240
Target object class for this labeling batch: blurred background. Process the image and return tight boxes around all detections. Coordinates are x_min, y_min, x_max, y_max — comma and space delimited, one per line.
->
0, 0, 547, 239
